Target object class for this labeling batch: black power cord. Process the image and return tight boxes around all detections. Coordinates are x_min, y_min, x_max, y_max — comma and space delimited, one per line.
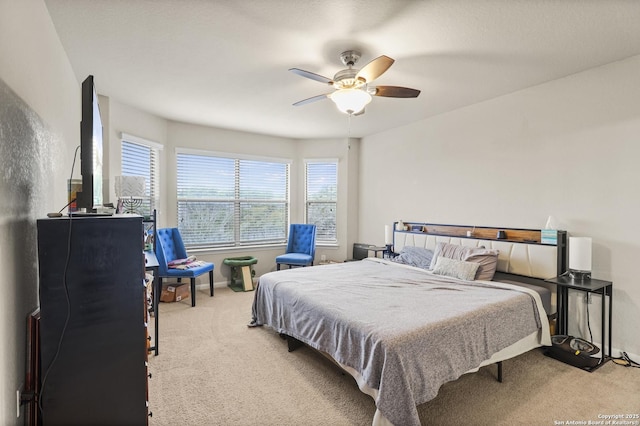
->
612, 352, 640, 368
56, 197, 76, 214
38, 145, 80, 418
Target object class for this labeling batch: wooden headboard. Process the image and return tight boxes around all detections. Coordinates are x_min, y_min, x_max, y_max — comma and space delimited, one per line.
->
392, 222, 567, 280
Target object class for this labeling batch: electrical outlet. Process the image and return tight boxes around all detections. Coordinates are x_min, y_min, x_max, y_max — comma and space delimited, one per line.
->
320, 254, 327, 262
16, 383, 27, 418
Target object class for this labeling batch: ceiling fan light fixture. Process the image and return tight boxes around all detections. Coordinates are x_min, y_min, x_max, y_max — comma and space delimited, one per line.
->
330, 88, 372, 115
291, 51, 419, 113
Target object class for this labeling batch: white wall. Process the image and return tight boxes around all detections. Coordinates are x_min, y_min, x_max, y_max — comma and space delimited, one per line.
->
0, 0, 80, 423
359, 55, 640, 357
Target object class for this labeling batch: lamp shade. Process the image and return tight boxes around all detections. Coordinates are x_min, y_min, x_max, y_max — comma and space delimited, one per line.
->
569, 237, 592, 272
329, 88, 372, 115
115, 176, 146, 198
385, 225, 393, 245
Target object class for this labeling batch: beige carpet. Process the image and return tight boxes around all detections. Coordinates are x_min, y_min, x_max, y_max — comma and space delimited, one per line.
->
148, 286, 640, 426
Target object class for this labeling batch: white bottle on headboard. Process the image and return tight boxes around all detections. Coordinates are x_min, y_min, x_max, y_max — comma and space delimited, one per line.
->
396, 220, 404, 231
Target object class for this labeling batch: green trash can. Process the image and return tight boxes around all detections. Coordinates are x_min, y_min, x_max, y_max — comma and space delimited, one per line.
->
223, 256, 258, 292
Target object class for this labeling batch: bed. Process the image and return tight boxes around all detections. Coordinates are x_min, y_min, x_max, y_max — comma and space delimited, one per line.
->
251, 223, 567, 426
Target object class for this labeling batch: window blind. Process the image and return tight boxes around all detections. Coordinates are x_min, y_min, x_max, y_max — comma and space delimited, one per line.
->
176, 152, 289, 248
121, 139, 159, 216
305, 161, 337, 243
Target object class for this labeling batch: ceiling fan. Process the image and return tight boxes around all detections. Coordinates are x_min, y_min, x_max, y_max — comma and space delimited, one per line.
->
290, 50, 420, 115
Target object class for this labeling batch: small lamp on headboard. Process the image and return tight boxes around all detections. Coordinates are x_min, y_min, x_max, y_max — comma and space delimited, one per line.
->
569, 237, 592, 281
384, 225, 393, 257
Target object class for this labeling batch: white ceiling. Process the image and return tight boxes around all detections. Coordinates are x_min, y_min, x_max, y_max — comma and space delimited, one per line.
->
44, 0, 640, 140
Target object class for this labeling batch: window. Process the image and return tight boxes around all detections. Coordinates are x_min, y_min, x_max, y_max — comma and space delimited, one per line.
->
176, 151, 289, 248
120, 134, 160, 216
305, 160, 338, 243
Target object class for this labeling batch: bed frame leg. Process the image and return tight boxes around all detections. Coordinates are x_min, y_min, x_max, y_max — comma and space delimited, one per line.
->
285, 335, 304, 352
497, 361, 503, 383
287, 336, 304, 352
279, 334, 304, 352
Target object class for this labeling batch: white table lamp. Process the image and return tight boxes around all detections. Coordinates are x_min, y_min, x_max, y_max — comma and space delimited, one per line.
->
569, 237, 592, 280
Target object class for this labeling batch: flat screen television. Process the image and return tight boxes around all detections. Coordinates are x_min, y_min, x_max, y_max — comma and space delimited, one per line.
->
75, 75, 104, 213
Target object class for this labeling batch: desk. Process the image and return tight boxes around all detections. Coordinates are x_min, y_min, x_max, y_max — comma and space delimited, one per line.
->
145, 251, 160, 356
545, 275, 612, 370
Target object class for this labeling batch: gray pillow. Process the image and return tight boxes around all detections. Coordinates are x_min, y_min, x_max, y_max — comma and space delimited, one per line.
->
432, 257, 480, 281
429, 242, 478, 269
465, 249, 499, 281
391, 246, 434, 269
429, 242, 499, 280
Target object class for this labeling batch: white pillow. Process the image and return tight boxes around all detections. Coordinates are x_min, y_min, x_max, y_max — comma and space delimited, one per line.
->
429, 242, 499, 280
432, 257, 480, 281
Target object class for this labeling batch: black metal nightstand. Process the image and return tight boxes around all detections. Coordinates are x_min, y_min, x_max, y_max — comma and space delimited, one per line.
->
368, 246, 388, 258
353, 243, 390, 260
544, 275, 613, 370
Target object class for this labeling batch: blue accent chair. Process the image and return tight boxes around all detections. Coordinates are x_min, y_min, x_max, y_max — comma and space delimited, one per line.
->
276, 224, 317, 270
155, 228, 214, 307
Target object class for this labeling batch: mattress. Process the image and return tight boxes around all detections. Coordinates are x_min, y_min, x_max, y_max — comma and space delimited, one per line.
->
494, 277, 553, 314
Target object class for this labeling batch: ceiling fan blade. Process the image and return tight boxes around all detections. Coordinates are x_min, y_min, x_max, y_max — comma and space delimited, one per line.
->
292, 93, 331, 106
373, 86, 421, 98
289, 68, 333, 85
355, 55, 394, 83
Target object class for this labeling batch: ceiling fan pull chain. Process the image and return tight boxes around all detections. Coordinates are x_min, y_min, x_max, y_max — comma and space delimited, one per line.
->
347, 113, 352, 150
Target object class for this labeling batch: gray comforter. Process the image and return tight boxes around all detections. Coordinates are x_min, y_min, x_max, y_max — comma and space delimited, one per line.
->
252, 259, 543, 426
